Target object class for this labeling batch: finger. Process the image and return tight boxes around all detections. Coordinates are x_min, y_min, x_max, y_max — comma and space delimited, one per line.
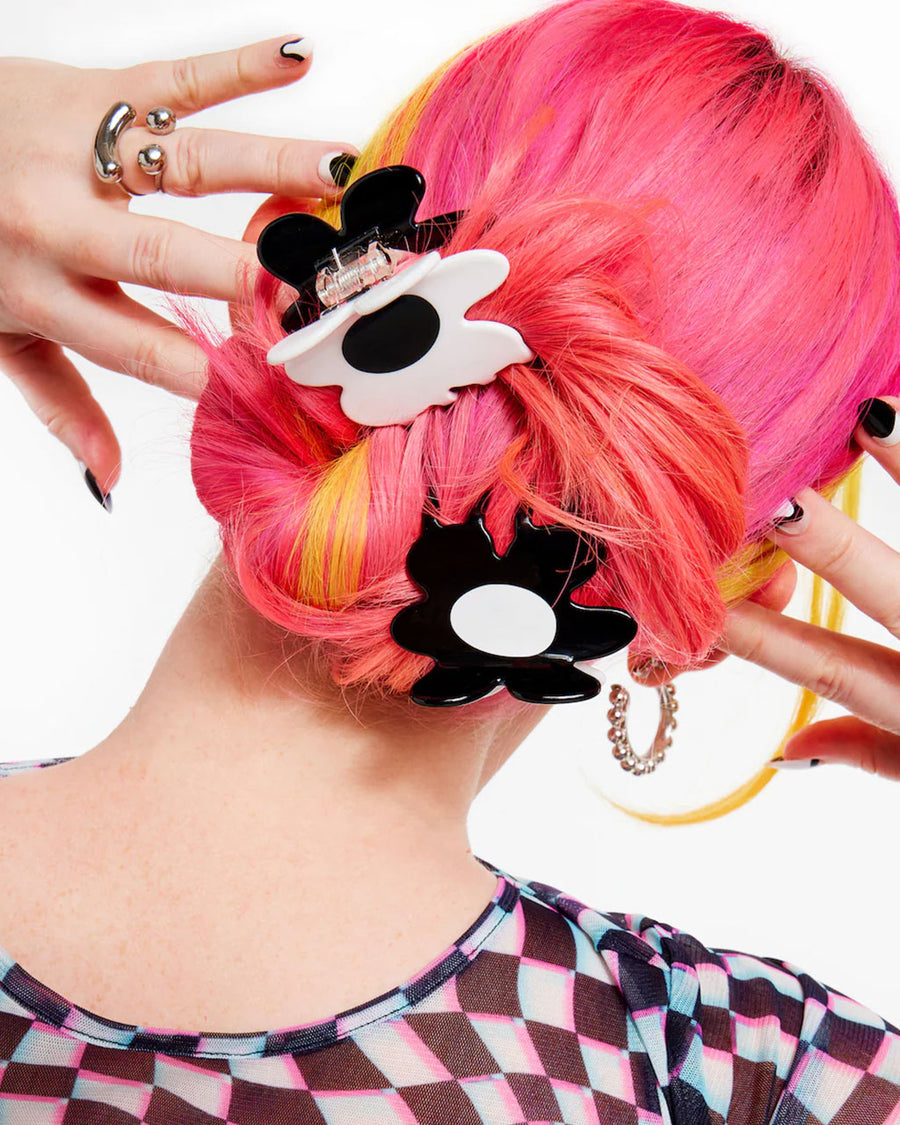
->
782, 716, 900, 780
854, 395, 900, 486
769, 486, 900, 638
627, 559, 800, 686
722, 598, 900, 734
125, 34, 315, 118
57, 209, 258, 304
54, 282, 208, 398
117, 126, 358, 199
704, 558, 799, 664
0, 335, 121, 492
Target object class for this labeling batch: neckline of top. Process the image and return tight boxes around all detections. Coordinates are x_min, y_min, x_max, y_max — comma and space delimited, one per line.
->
0, 756, 521, 1060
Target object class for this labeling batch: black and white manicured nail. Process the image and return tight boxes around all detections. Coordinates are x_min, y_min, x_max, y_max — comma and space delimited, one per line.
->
317, 152, 357, 188
77, 461, 113, 513
279, 37, 314, 63
769, 757, 822, 770
857, 398, 900, 446
771, 497, 807, 535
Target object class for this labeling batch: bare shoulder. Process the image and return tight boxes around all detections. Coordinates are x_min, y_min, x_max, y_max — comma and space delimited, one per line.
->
0, 756, 105, 920
0, 755, 273, 1030
0, 755, 109, 866
0, 753, 502, 1034
0, 756, 179, 1014
0, 760, 68, 858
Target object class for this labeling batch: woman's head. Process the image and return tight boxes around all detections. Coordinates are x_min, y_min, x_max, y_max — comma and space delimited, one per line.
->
190, 0, 900, 701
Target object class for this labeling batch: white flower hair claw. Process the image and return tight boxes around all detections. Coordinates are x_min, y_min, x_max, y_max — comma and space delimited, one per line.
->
257, 164, 535, 427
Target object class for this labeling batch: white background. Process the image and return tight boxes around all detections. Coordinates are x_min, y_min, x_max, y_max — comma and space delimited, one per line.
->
2, 0, 900, 1026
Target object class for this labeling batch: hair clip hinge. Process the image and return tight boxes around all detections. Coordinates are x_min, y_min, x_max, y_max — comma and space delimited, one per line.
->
315, 240, 396, 309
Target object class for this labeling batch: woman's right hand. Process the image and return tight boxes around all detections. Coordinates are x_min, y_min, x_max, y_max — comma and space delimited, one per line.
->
0, 38, 358, 501
721, 395, 900, 778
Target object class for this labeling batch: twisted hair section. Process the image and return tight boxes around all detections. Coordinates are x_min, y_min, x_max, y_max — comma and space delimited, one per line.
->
190, 0, 900, 699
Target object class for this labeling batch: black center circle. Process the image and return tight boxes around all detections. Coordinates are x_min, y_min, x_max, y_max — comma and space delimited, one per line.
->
342, 295, 441, 374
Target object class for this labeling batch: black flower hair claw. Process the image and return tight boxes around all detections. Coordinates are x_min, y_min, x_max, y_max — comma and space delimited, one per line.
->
257, 164, 464, 332
258, 165, 534, 428
390, 501, 638, 707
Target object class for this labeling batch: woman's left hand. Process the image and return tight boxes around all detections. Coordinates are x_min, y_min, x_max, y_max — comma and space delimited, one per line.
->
0, 37, 358, 495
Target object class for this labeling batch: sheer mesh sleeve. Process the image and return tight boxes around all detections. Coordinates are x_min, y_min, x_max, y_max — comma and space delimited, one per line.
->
625, 917, 900, 1124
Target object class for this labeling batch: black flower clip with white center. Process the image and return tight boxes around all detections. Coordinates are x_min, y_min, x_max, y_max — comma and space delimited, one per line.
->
257, 164, 534, 427
390, 500, 638, 707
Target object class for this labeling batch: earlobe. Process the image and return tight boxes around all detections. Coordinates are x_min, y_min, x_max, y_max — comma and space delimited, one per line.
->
627, 656, 681, 686
748, 558, 797, 612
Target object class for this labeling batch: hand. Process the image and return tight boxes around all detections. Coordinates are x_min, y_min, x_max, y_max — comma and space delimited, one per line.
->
720, 396, 900, 778
0, 38, 358, 497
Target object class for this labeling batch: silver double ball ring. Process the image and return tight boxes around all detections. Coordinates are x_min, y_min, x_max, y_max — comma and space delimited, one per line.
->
93, 102, 177, 195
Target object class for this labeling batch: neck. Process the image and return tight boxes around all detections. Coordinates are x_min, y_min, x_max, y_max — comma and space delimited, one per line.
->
73, 554, 547, 893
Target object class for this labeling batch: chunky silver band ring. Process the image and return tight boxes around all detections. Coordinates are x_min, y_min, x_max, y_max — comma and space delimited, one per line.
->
93, 102, 176, 195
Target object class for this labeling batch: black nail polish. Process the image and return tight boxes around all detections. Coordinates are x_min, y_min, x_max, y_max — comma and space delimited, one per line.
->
83, 467, 113, 513
857, 397, 897, 440
329, 153, 357, 188
773, 498, 804, 527
280, 37, 312, 63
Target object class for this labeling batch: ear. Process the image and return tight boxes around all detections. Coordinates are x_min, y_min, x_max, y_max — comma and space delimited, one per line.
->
626, 558, 799, 685
242, 194, 315, 244
750, 558, 797, 613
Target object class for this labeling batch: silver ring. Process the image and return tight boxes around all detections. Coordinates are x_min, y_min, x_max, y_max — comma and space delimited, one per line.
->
93, 102, 177, 196
93, 102, 136, 184
136, 143, 166, 190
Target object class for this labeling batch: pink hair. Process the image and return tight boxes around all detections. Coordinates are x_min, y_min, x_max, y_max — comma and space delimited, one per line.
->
190, 0, 900, 696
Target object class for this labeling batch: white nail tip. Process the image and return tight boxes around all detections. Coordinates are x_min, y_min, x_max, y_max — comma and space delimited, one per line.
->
769, 758, 821, 770
281, 37, 313, 60
318, 151, 347, 186
770, 498, 806, 534
875, 427, 900, 447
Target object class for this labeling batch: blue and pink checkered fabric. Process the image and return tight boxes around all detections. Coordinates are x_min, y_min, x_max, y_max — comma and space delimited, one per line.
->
0, 755, 897, 1124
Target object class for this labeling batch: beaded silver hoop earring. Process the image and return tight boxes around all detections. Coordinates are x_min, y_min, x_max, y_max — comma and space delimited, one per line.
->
607, 662, 678, 775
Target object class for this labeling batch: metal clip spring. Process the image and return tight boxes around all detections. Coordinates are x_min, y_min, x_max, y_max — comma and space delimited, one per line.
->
316, 241, 396, 309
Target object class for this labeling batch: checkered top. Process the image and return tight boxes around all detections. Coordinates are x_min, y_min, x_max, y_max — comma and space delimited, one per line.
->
0, 755, 897, 1124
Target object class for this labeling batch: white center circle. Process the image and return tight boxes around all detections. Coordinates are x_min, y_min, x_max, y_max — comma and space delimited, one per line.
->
449, 584, 557, 658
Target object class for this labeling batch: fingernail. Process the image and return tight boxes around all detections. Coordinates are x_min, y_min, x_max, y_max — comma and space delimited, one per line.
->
318, 151, 357, 188
769, 756, 822, 770
856, 398, 900, 445
771, 497, 807, 535
279, 37, 314, 64
77, 461, 113, 513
